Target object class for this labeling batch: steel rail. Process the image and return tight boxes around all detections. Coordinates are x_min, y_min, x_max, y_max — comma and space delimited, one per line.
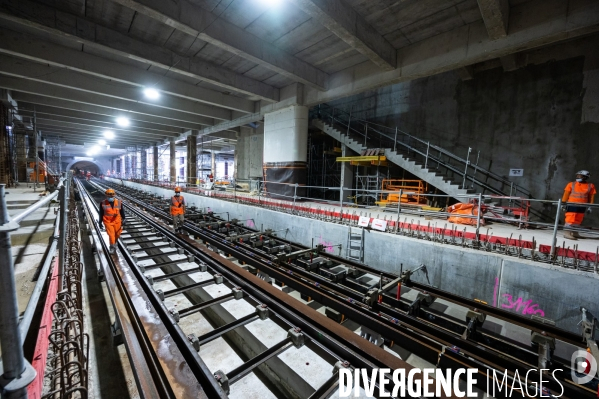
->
100, 180, 598, 399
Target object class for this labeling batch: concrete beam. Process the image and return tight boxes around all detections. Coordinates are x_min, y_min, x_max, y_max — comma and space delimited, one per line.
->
0, 0, 279, 102
111, 0, 328, 91
33, 118, 179, 140
0, 76, 215, 126
18, 105, 185, 135
13, 93, 205, 131
477, 0, 510, 39
36, 128, 156, 147
199, 83, 305, 135
288, 0, 396, 70
0, 55, 231, 121
499, 53, 525, 71
456, 65, 475, 81
303, 0, 599, 106
0, 27, 255, 114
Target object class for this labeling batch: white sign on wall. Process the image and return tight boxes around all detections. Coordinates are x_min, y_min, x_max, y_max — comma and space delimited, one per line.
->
509, 169, 524, 177
357, 216, 370, 227
371, 219, 388, 232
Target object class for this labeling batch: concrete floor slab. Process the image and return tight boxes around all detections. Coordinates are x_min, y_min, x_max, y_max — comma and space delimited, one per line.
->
228, 372, 278, 399
163, 293, 193, 311
221, 298, 259, 319
179, 311, 214, 337
245, 319, 288, 348
188, 271, 213, 282
277, 345, 334, 390
201, 336, 245, 374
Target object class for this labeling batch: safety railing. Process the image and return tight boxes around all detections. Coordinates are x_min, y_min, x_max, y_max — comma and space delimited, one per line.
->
108, 176, 599, 272
313, 104, 532, 199
0, 174, 70, 398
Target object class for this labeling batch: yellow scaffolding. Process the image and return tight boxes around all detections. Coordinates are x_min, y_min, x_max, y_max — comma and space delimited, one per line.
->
376, 179, 429, 206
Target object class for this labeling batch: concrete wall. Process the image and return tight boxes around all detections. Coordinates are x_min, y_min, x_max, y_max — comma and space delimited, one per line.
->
109, 178, 599, 334
327, 36, 599, 215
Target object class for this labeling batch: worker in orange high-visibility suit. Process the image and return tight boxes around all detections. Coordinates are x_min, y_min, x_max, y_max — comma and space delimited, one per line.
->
171, 186, 186, 233
562, 170, 595, 240
86, 171, 91, 181
99, 188, 125, 253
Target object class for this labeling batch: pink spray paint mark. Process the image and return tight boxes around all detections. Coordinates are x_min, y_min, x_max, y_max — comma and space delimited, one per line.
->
493, 277, 499, 307
500, 294, 546, 317
246, 219, 255, 228
317, 236, 335, 253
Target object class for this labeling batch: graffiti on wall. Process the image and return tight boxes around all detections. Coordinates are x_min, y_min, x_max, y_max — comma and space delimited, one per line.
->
493, 277, 546, 317
317, 236, 335, 254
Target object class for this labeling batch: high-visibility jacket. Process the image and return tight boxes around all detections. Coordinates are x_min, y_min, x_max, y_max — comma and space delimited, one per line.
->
101, 199, 122, 225
170, 196, 185, 215
565, 181, 595, 203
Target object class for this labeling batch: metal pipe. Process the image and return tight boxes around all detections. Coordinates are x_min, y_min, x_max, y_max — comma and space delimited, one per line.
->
18, 217, 59, 340
425, 142, 430, 169
0, 184, 35, 399
462, 147, 472, 189
396, 189, 402, 229
549, 199, 561, 259
293, 184, 298, 214
57, 183, 67, 291
470, 150, 480, 189
476, 193, 482, 243
11, 180, 63, 225
364, 123, 368, 146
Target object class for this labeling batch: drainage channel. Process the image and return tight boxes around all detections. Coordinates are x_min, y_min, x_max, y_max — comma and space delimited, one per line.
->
79, 178, 421, 398
92, 179, 599, 399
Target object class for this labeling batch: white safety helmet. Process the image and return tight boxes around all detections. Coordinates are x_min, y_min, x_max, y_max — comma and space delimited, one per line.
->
576, 170, 590, 178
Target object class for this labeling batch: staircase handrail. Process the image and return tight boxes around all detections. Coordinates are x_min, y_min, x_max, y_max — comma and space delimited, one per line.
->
315, 104, 532, 198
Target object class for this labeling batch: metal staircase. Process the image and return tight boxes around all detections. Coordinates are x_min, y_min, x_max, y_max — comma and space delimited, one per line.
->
311, 104, 532, 202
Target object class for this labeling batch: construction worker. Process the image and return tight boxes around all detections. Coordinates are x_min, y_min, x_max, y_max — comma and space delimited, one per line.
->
86, 171, 91, 181
99, 188, 125, 253
171, 186, 186, 233
562, 170, 595, 240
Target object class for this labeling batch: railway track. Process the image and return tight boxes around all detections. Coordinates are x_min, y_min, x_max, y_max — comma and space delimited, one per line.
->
79, 178, 598, 398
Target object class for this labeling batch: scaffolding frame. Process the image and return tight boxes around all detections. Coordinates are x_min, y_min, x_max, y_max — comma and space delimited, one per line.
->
45, 136, 62, 176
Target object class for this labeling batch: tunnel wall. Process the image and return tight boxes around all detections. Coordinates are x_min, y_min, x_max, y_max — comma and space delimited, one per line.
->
107, 178, 599, 334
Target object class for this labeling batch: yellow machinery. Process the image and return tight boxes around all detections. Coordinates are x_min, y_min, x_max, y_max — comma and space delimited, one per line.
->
376, 179, 429, 206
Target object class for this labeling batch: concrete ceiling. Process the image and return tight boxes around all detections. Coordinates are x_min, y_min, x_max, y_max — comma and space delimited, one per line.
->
0, 0, 596, 147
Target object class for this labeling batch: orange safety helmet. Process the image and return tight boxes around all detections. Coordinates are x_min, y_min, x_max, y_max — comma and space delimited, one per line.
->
105, 188, 115, 196
174, 186, 182, 193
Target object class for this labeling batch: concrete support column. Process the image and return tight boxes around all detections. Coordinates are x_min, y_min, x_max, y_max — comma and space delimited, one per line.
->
153, 145, 158, 181
140, 148, 147, 179
235, 125, 264, 183
340, 143, 354, 203
263, 105, 308, 199
211, 151, 216, 178
186, 135, 197, 185
169, 139, 176, 183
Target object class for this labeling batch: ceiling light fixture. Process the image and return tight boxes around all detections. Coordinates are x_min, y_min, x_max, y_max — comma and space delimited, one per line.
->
104, 130, 115, 139
98, 139, 106, 145
144, 87, 160, 100
116, 117, 130, 127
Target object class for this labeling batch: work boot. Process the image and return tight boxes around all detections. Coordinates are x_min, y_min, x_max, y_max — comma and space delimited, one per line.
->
564, 231, 577, 240
572, 231, 583, 239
